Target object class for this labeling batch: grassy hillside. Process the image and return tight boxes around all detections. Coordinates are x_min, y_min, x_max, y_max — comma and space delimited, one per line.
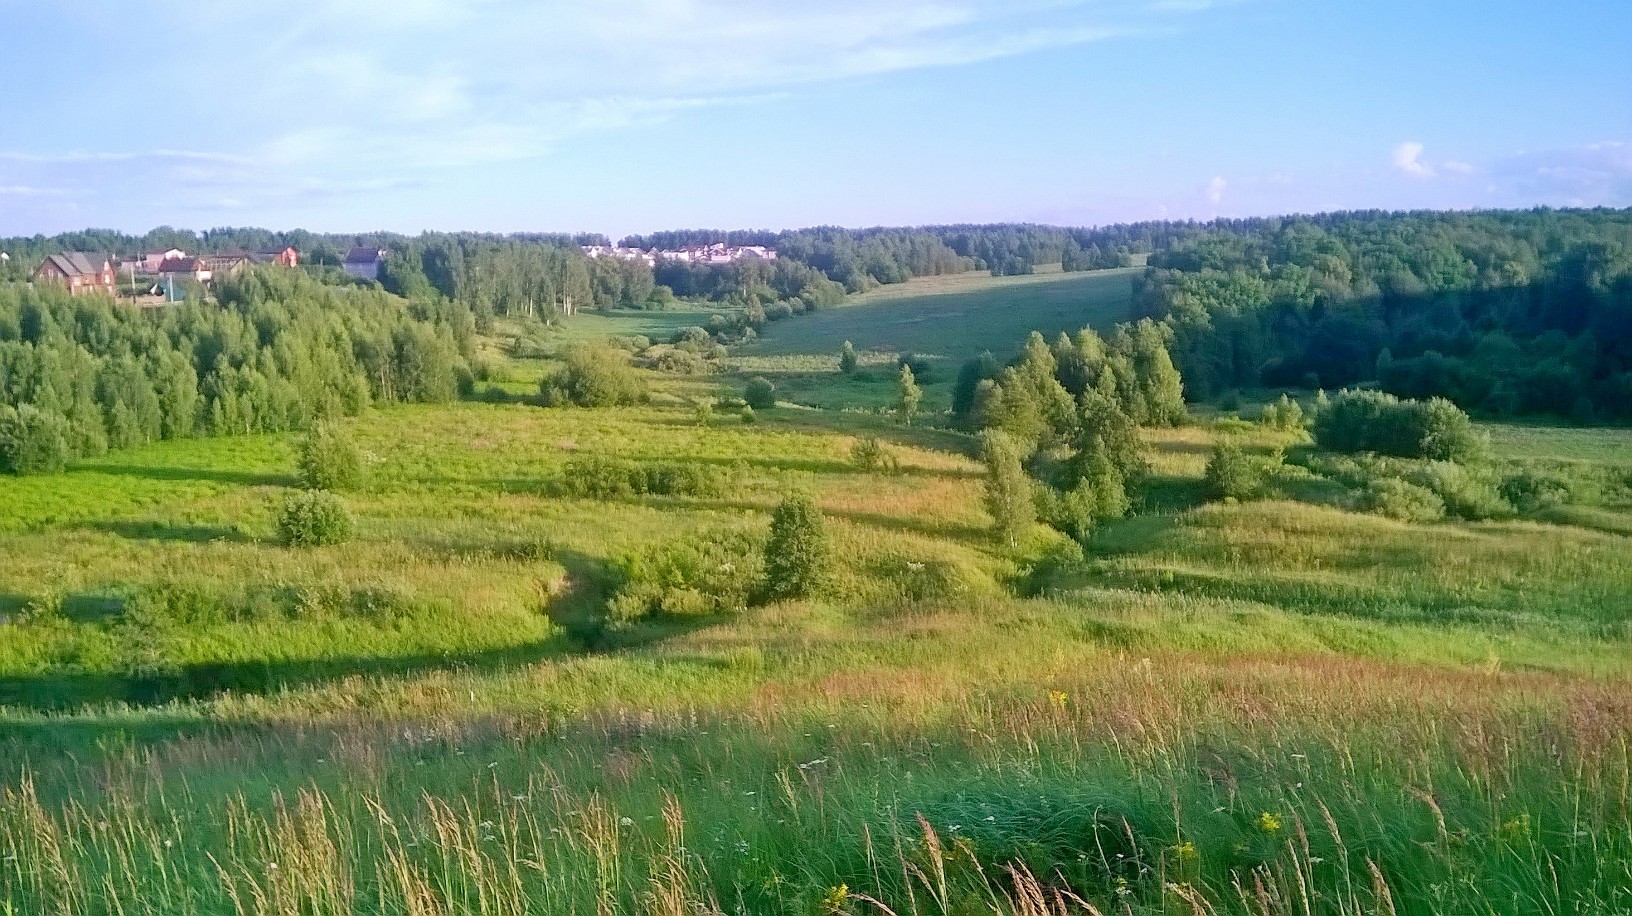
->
1, 278, 1630, 914
734, 269, 1138, 410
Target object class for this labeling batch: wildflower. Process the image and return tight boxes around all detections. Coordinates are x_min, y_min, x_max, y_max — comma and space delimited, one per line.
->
1499, 814, 1531, 844
1048, 689, 1069, 710
822, 883, 851, 915
619, 816, 634, 828
1170, 841, 1198, 862
1257, 812, 1282, 835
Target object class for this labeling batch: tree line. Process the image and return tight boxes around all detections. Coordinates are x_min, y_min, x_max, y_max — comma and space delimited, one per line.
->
1130, 208, 1632, 420
0, 267, 472, 474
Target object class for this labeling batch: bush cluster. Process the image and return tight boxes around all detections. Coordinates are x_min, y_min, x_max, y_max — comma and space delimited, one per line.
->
744, 376, 778, 409
1356, 478, 1446, 522
278, 490, 355, 547
539, 343, 647, 407
1204, 440, 1277, 502
0, 404, 72, 475
554, 455, 726, 499
298, 420, 366, 491
609, 531, 762, 623
1312, 389, 1486, 461
851, 437, 898, 473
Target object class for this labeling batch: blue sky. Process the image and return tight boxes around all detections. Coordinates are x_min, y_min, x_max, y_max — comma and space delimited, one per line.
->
1, 0, 1629, 237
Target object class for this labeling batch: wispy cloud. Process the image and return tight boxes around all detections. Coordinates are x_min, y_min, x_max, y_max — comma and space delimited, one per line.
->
0, 0, 1233, 230
1204, 176, 1227, 204
1391, 141, 1434, 178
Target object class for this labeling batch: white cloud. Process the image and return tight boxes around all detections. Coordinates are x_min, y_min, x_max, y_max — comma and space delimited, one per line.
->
1392, 141, 1434, 178
1489, 141, 1632, 205
1204, 175, 1227, 204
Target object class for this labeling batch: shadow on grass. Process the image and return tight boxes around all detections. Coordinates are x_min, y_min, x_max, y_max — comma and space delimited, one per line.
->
85, 520, 254, 544
0, 550, 721, 714
0, 638, 575, 714
77, 464, 296, 488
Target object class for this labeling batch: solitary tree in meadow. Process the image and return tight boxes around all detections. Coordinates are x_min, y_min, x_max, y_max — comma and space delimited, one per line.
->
763, 493, 830, 600
897, 363, 922, 426
979, 429, 1033, 545
839, 340, 858, 375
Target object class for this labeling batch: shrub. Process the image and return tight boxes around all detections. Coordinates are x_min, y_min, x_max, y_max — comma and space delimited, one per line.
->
0, 404, 72, 475
839, 341, 858, 375
1258, 394, 1305, 432
278, 490, 355, 546
298, 420, 365, 491
1406, 461, 1511, 520
1356, 478, 1445, 522
639, 346, 706, 374
609, 532, 762, 624
555, 455, 725, 499
1204, 439, 1268, 501
1312, 389, 1486, 461
744, 376, 777, 409
539, 343, 647, 407
981, 429, 1034, 545
763, 493, 830, 601
1499, 469, 1577, 512
897, 364, 923, 426
851, 436, 897, 473
670, 327, 712, 350
765, 301, 795, 321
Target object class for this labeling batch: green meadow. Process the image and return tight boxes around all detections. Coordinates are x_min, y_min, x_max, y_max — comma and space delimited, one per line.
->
2, 274, 1630, 914
736, 269, 1139, 410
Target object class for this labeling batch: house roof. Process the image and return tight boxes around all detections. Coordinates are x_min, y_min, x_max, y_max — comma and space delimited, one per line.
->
344, 247, 385, 264
156, 257, 203, 273
45, 252, 109, 278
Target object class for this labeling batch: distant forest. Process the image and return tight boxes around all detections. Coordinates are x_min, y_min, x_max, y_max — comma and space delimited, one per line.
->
3, 209, 1630, 419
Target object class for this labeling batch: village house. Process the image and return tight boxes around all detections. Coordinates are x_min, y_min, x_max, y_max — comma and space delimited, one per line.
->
34, 252, 117, 296
343, 247, 387, 281
583, 243, 778, 266
249, 246, 300, 268
156, 257, 212, 284
140, 248, 187, 273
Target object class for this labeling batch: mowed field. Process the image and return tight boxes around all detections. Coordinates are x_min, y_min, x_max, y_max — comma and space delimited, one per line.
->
736, 268, 1139, 410
1, 275, 1631, 914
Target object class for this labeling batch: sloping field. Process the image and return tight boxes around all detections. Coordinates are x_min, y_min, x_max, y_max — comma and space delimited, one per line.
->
746, 268, 1138, 365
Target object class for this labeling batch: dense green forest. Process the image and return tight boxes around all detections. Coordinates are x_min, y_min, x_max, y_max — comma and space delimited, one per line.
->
1131, 209, 1632, 419
0, 268, 472, 474
6, 209, 1630, 421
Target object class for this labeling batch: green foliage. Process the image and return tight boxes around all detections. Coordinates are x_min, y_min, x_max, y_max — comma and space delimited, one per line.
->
838, 340, 858, 375
553, 455, 725, 499
1258, 394, 1305, 431
763, 492, 830, 601
744, 376, 778, 409
980, 430, 1033, 545
1204, 439, 1269, 501
540, 343, 647, 407
298, 420, 366, 491
609, 531, 762, 624
951, 352, 1002, 421
0, 403, 71, 475
1313, 389, 1487, 461
277, 489, 355, 547
0, 270, 467, 475
1357, 478, 1446, 522
896, 363, 922, 425
850, 437, 897, 473
1405, 461, 1511, 520
1499, 469, 1578, 512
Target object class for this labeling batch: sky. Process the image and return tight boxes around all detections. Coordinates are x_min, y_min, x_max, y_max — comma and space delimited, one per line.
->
1, 0, 1630, 238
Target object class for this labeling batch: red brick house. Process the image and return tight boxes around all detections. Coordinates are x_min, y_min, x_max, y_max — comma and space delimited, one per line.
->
34, 252, 116, 296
